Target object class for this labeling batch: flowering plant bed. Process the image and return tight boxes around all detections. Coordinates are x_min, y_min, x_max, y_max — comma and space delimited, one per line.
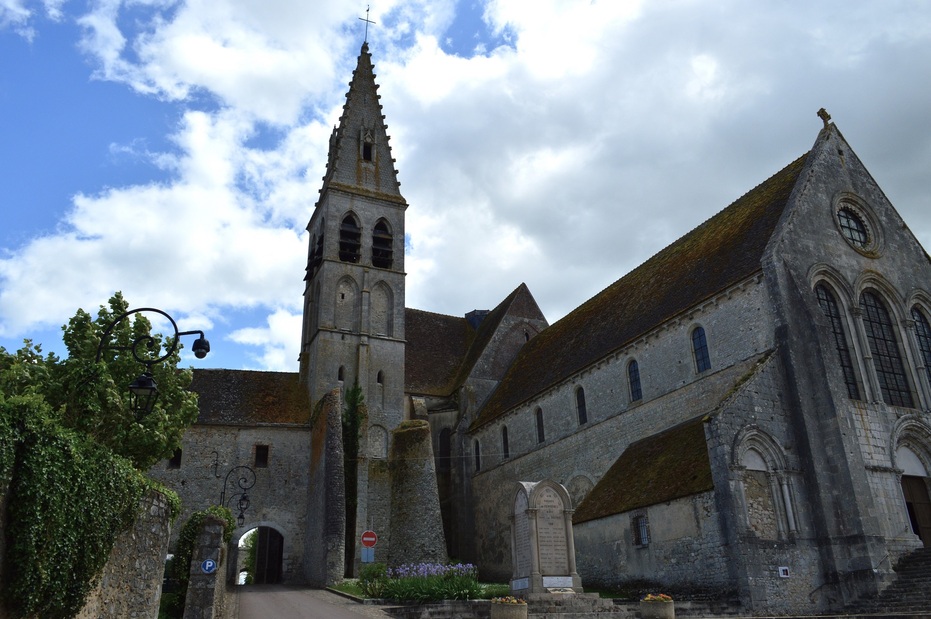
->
491, 596, 527, 604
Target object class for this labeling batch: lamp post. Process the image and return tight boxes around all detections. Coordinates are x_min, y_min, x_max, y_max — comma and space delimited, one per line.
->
218, 464, 256, 527
96, 307, 210, 418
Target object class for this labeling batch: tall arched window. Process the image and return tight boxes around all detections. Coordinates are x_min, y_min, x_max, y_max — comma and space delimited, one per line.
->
692, 326, 711, 373
815, 283, 861, 399
535, 407, 545, 444
339, 214, 361, 263
628, 359, 642, 402
502, 426, 510, 459
912, 306, 931, 388
576, 387, 588, 425
860, 291, 913, 408
372, 220, 393, 269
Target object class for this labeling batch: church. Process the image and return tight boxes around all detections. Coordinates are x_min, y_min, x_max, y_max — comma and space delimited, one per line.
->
150, 43, 931, 615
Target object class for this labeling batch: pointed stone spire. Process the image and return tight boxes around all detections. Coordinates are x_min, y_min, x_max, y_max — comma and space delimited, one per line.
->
319, 44, 404, 203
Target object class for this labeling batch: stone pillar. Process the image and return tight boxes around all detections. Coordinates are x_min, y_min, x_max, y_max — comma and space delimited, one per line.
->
387, 420, 447, 566
76, 490, 173, 619
183, 515, 228, 619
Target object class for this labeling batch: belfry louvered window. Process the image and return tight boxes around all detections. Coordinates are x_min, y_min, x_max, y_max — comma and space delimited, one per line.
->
815, 284, 861, 399
912, 306, 931, 388
372, 220, 393, 269
339, 215, 361, 263
860, 291, 913, 408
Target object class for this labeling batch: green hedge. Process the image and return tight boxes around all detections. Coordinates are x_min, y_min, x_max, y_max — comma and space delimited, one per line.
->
2, 395, 148, 619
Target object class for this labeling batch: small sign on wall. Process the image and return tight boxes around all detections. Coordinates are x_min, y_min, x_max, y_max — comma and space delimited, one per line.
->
778, 566, 790, 578
361, 547, 375, 563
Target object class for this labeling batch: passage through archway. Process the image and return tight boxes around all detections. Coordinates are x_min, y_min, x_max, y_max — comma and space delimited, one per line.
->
239, 526, 284, 584
898, 446, 931, 546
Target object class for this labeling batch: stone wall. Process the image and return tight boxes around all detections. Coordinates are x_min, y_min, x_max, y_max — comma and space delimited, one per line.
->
574, 491, 730, 590
149, 423, 313, 583
468, 280, 773, 583
76, 490, 174, 619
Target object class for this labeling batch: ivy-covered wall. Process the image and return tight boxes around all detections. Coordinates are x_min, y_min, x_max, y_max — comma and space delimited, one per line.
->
75, 490, 174, 619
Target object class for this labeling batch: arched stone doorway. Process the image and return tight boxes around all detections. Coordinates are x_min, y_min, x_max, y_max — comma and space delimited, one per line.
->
238, 526, 285, 584
898, 445, 931, 546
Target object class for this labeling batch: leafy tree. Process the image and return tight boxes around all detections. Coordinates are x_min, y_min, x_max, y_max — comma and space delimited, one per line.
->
0, 292, 196, 617
241, 529, 258, 585
2, 292, 199, 469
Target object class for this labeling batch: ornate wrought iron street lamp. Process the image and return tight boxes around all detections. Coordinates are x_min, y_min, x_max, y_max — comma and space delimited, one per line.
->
96, 307, 210, 418
215, 458, 256, 527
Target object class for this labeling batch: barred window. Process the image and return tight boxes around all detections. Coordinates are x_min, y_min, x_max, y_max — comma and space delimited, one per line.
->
860, 291, 913, 408
633, 514, 650, 546
912, 306, 931, 388
815, 284, 861, 399
628, 360, 642, 402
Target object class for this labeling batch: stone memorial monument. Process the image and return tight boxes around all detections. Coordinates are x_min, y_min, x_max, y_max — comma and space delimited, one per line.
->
510, 480, 582, 595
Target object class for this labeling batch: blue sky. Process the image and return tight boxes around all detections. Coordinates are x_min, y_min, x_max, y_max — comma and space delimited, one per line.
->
2, 0, 931, 372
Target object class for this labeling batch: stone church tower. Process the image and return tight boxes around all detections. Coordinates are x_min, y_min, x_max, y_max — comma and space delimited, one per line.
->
300, 42, 408, 576
300, 42, 407, 431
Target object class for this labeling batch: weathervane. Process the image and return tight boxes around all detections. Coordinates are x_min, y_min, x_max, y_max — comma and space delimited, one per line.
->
359, 5, 376, 43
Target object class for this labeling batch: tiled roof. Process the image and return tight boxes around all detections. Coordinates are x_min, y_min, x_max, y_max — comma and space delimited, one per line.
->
405, 308, 471, 396
472, 153, 809, 430
405, 284, 546, 397
573, 415, 713, 524
190, 369, 312, 426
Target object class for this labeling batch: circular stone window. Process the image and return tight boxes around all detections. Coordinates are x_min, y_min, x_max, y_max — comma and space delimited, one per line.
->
833, 194, 883, 257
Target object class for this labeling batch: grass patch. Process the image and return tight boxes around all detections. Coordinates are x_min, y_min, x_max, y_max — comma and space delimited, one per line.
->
330, 579, 365, 597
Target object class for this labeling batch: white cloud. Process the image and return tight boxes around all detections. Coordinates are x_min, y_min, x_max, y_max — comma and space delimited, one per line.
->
3, 0, 931, 371
228, 307, 302, 371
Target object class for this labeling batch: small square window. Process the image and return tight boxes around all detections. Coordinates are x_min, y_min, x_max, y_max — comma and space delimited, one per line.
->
255, 445, 269, 468
167, 448, 182, 469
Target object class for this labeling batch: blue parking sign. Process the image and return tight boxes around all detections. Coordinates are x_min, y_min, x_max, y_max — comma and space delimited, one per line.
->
201, 559, 217, 574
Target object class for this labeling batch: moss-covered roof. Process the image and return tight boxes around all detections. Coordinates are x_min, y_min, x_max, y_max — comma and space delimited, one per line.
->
472, 153, 809, 430
405, 308, 471, 396
190, 369, 312, 426
405, 283, 546, 397
573, 415, 713, 524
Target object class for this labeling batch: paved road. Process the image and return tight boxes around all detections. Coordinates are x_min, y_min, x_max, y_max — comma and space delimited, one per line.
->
236, 586, 392, 619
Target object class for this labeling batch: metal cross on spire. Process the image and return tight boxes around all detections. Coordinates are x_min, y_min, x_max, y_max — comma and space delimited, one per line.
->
359, 5, 376, 43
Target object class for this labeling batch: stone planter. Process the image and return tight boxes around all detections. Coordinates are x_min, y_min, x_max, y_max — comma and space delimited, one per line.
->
640, 600, 675, 619
490, 602, 529, 619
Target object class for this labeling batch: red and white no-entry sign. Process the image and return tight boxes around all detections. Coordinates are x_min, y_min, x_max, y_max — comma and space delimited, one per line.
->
361, 530, 378, 548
